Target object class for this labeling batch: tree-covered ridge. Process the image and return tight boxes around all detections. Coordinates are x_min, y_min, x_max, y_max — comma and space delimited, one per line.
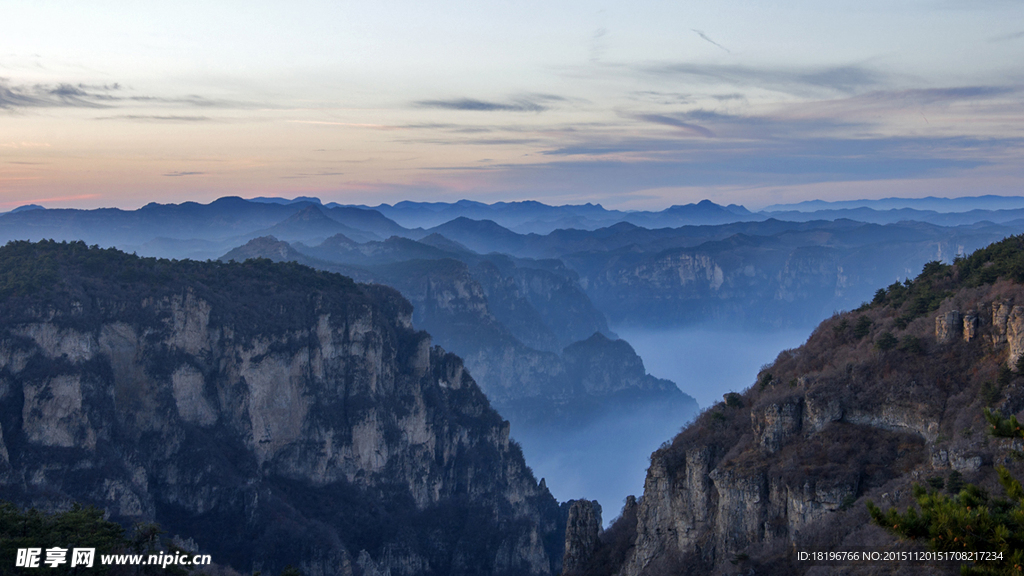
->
956, 235, 1024, 287
0, 240, 410, 336
867, 234, 1024, 322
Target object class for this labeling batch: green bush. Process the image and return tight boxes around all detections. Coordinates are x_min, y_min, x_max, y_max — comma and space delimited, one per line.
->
853, 316, 872, 340
874, 332, 898, 351
868, 467, 1024, 575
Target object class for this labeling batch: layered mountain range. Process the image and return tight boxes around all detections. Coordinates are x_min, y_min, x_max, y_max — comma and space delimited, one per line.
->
2, 196, 1020, 329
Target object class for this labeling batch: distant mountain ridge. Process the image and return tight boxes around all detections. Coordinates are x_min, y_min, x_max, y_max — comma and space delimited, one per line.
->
4, 195, 1022, 330
764, 194, 1024, 213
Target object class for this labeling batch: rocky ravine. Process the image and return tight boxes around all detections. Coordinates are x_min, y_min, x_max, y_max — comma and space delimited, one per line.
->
573, 238, 1024, 575
0, 241, 564, 576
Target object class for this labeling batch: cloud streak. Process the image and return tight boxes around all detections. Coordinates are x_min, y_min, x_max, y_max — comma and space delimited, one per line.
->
97, 115, 212, 122
630, 114, 716, 137
0, 80, 116, 109
0, 79, 250, 111
415, 95, 562, 113
691, 30, 731, 53
645, 62, 886, 94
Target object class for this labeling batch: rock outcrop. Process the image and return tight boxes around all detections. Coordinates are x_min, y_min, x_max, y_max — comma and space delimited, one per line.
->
0, 241, 564, 575
963, 310, 979, 342
935, 309, 961, 343
1008, 305, 1024, 368
562, 500, 602, 576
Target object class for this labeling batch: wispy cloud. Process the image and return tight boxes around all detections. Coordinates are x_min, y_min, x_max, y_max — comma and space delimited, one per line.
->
415, 95, 561, 113
629, 114, 716, 137
691, 30, 731, 53
96, 115, 212, 122
591, 28, 609, 62
645, 63, 885, 94
792, 85, 1023, 120
0, 79, 250, 111
288, 120, 398, 129
0, 79, 117, 108
124, 95, 241, 108
279, 171, 345, 179
853, 85, 1020, 104
163, 171, 206, 177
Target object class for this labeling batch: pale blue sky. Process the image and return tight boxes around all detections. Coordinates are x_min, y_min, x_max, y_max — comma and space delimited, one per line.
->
1, 0, 1022, 209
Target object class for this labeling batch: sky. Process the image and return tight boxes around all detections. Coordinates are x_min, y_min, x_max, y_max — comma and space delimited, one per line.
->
1, 0, 1023, 211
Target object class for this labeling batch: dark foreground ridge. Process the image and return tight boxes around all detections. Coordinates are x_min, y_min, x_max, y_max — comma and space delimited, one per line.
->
574, 235, 1024, 575
0, 240, 564, 575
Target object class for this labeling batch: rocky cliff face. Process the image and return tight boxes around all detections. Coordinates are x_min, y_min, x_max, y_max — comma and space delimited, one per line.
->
562, 500, 602, 576
0, 241, 563, 575
574, 238, 1024, 575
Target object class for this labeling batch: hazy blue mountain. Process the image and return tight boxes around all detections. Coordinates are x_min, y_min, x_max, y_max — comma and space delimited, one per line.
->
294, 234, 457, 266
352, 196, 1024, 233
354, 198, 763, 234
6, 195, 1023, 332
0, 196, 404, 249
246, 204, 382, 244
427, 217, 531, 255
417, 232, 474, 253
8, 204, 44, 213
764, 194, 1024, 213
362, 199, 615, 231
619, 199, 759, 228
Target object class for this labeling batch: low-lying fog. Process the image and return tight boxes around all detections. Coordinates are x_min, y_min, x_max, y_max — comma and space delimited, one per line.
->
616, 325, 815, 408
513, 326, 814, 525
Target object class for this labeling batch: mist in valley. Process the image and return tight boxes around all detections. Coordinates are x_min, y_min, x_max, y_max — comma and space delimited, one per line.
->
511, 325, 816, 525
511, 396, 693, 526
616, 325, 816, 409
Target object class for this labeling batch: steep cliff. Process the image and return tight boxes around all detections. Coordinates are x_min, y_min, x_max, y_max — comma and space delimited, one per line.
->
579, 236, 1024, 576
0, 240, 563, 575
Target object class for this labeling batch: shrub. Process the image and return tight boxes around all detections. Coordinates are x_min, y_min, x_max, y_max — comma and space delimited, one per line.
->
724, 392, 743, 408
852, 316, 872, 340
874, 332, 898, 351
868, 467, 1024, 575
899, 335, 924, 355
